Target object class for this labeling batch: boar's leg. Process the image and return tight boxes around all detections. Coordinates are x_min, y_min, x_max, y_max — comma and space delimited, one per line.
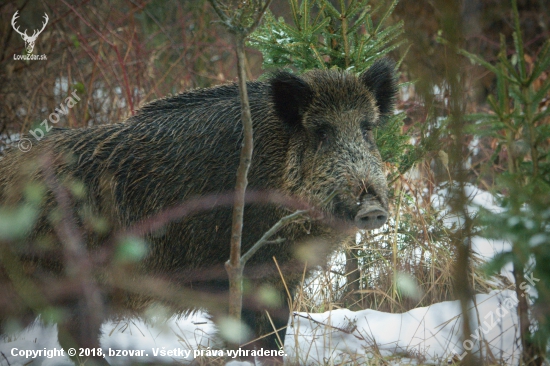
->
240, 293, 289, 365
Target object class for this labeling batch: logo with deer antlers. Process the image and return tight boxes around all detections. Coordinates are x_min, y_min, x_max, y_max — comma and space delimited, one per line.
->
11, 11, 49, 54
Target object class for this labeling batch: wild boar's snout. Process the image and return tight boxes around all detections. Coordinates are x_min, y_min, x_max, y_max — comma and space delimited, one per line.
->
355, 205, 388, 230
353, 175, 389, 230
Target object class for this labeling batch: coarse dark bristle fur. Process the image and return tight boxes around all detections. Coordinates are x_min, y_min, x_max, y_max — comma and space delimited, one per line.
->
0, 59, 397, 365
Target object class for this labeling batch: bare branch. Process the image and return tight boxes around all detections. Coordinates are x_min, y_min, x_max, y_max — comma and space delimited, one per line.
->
245, 0, 272, 34
208, 0, 272, 35
240, 190, 337, 266
240, 210, 308, 265
208, 0, 239, 33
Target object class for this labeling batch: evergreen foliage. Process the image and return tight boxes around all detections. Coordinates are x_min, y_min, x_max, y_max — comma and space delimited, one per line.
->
249, 0, 431, 183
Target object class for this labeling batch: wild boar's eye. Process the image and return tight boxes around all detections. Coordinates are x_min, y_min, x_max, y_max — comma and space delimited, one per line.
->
362, 129, 375, 143
316, 128, 330, 144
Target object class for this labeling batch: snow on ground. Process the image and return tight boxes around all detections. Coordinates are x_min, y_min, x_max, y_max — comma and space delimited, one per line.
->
1, 313, 218, 366
1, 290, 521, 365
285, 290, 521, 365
430, 182, 504, 229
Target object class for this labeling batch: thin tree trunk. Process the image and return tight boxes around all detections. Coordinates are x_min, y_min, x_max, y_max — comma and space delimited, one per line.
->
226, 35, 254, 326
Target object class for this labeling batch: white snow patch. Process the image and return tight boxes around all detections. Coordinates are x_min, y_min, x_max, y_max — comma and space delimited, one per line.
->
285, 290, 521, 365
1, 313, 218, 366
431, 183, 503, 230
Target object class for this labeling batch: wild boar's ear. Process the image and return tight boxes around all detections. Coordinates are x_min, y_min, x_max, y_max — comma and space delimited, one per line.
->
360, 58, 398, 117
270, 71, 313, 130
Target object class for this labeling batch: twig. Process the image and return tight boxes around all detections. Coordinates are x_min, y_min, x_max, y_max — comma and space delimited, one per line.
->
240, 210, 307, 265
292, 312, 361, 338
1, 351, 11, 366
240, 190, 337, 266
